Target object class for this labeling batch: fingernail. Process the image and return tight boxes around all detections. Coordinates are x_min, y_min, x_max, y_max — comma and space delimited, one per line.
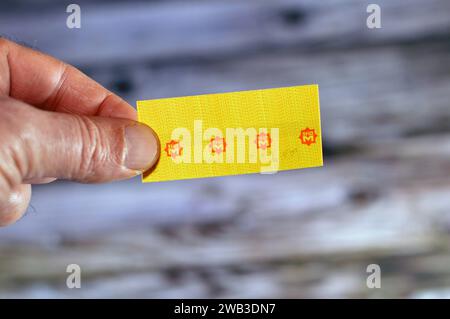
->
125, 124, 160, 171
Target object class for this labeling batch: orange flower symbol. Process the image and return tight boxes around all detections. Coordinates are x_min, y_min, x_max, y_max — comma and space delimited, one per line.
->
209, 136, 226, 155
164, 139, 183, 159
255, 132, 272, 150
299, 128, 318, 146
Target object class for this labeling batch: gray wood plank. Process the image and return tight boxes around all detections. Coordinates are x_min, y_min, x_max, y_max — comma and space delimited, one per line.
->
1, 0, 450, 299
1, 134, 450, 297
0, 0, 449, 66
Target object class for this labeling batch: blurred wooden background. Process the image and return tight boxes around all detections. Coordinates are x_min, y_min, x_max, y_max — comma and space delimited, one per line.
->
1, 0, 450, 298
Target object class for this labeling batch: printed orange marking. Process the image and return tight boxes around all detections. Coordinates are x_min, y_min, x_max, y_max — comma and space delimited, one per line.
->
299, 128, 318, 146
164, 139, 183, 159
209, 136, 226, 154
255, 132, 272, 150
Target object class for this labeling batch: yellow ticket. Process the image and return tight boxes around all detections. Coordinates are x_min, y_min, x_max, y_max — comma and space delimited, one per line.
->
137, 85, 323, 182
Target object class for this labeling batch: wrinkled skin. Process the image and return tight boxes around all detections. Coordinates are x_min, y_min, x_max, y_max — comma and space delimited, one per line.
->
0, 39, 160, 226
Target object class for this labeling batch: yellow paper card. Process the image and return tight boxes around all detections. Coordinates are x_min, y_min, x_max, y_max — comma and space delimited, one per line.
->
137, 84, 323, 182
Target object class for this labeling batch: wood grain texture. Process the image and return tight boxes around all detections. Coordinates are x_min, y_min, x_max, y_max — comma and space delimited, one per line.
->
0, 0, 449, 65
0, 0, 450, 298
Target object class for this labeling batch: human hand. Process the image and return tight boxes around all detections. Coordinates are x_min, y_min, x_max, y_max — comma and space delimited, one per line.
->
0, 39, 160, 226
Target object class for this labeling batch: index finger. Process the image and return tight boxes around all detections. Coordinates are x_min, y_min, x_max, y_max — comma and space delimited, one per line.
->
0, 38, 136, 120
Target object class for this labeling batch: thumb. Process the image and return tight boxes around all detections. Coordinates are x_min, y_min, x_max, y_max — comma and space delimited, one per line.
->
0, 96, 160, 184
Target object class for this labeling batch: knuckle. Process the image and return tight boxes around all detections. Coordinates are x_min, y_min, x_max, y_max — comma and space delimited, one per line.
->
0, 37, 10, 51
0, 210, 21, 227
0, 38, 13, 58
0, 186, 29, 227
73, 116, 112, 180
0, 102, 30, 186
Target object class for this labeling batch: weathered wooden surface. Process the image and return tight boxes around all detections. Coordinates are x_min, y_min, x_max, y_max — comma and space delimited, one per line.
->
1, 0, 450, 298
2, 0, 450, 66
